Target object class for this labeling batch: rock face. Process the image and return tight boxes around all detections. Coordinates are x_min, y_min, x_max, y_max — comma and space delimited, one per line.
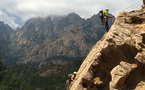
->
9, 13, 114, 66
0, 21, 13, 63
110, 61, 137, 89
70, 9, 145, 90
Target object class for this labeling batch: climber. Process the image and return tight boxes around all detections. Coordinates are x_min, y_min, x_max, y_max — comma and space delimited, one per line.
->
103, 8, 114, 32
71, 71, 77, 82
66, 72, 77, 90
70, 72, 77, 86
66, 74, 72, 90
99, 8, 114, 32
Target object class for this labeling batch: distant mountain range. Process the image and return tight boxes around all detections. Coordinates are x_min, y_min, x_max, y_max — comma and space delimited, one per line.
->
0, 12, 114, 67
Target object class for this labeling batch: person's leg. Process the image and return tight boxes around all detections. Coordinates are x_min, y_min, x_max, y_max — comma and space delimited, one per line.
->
101, 17, 104, 25
102, 18, 105, 25
105, 18, 109, 32
105, 22, 109, 32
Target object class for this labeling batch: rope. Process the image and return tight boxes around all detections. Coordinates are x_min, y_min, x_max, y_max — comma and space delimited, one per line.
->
113, 1, 142, 16
109, 1, 142, 27
124, 1, 142, 10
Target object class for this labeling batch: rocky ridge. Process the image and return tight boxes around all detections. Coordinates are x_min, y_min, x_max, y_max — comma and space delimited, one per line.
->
0, 22, 13, 63
8, 13, 114, 67
70, 7, 145, 90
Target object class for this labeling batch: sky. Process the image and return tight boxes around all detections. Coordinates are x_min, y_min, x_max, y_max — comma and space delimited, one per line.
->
0, 0, 143, 29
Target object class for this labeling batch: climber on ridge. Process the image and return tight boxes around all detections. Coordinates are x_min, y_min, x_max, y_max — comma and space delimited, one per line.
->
66, 74, 72, 90
71, 71, 77, 84
99, 8, 114, 32
66, 72, 77, 90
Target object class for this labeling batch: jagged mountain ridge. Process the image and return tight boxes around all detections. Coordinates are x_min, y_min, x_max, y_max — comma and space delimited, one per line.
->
10, 13, 113, 67
0, 22, 13, 63
0, 12, 114, 67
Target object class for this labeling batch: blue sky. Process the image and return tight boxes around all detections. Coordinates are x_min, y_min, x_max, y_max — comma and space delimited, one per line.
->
0, 0, 143, 29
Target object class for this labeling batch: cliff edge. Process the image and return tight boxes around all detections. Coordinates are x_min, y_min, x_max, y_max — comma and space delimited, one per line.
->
70, 7, 145, 90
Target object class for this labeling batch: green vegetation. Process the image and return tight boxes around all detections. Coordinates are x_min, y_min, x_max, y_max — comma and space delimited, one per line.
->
0, 57, 35, 90
0, 57, 83, 90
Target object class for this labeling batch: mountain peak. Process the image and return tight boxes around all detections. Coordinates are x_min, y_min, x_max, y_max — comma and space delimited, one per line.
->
67, 12, 80, 17
66, 12, 82, 21
7, 12, 110, 67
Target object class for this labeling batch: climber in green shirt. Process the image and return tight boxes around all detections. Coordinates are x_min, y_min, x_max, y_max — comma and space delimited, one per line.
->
103, 8, 114, 32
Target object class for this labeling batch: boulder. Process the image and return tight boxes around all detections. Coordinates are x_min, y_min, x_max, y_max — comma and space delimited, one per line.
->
110, 61, 137, 89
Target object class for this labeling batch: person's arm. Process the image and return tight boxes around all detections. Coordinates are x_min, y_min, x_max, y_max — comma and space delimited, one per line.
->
110, 16, 115, 18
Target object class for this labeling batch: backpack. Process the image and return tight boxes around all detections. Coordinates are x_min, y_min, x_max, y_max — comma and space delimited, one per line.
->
99, 10, 104, 19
